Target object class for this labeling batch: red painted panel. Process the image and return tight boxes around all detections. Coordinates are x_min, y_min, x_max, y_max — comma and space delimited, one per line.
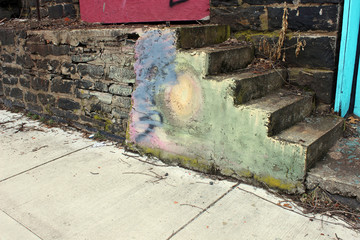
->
80, 0, 210, 23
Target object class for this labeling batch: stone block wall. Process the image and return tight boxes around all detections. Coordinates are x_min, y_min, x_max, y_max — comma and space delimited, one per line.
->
0, 28, 139, 140
23, 0, 79, 19
210, 0, 342, 104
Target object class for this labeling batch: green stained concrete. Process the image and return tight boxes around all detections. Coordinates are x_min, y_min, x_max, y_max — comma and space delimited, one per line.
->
129, 59, 307, 192
127, 29, 313, 193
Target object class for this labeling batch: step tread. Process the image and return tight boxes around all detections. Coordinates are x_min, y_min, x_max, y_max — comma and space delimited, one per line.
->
244, 89, 314, 136
245, 89, 312, 113
206, 69, 284, 82
195, 44, 253, 53
207, 69, 286, 104
275, 116, 344, 146
183, 43, 254, 75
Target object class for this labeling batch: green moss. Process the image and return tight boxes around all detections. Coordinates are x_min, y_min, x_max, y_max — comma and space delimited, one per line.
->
253, 174, 299, 191
93, 114, 113, 132
233, 30, 297, 42
126, 141, 302, 192
216, 25, 231, 43
234, 30, 281, 42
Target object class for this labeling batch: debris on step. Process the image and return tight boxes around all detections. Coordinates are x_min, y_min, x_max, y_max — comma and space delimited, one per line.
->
306, 115, 360, 203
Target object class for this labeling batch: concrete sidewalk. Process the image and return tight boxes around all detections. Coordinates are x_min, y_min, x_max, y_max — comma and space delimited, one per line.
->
0, 110, 359, 240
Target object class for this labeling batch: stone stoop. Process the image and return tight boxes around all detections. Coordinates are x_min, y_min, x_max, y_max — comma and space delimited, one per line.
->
126, 24, 343, 193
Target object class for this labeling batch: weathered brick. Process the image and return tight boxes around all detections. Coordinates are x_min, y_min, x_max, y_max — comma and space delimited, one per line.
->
80, 115, 106, 128
27, 103, 43, 113
301, 0, 340, 3
31, 77, 49, 91
288, 68, 335, 104
27, 44, 70, 56
89, 91, 112, 104
49, 60, 60, 73
61, 62, 76, 75
20, 77, 31, 88
109, 84, 133, 96
210, 6, 266, 31
76, 79, 93, 89
10, 88, 23, 100
284, 36, 336, 69
50, 107, 79, 121
0, 81, 3, 96
211, 0, 240, 7
108, 66, 136, 83
58, 98, 80, 110
113, 96, 131, 109
38, 93, 55, 105
3, 98, 12, 108
75, 89, 90, 99
51, 77, 73, 93
108, 123, 125, 135
112, 107, 130, 119
249, 34, 336, 70
63, 4, 77, 18
78, 64, 104, 78
4, 87, 10, 96
0, 29, 15, 45
1, 53, 14, 63
16, 54, 34, 69
25, 92, 38, 103
94, 81, 108, 92
2, 66, 22, 76
35, 59, 49, 71
242, 0, 292, 4
268, 6, 339, 31
3, 77, 18, 85
90, 103, 112, 113
72, 54, 98, 63
48, 5, 63, 19
12, 100, 25, 109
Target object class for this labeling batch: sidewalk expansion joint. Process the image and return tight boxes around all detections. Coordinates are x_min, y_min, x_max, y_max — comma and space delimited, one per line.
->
166, 182, 241, 240
0, 208, 45, 240
0, 145, 92, 183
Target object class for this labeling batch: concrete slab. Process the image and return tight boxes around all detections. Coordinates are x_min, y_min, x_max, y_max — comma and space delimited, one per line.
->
0, 144, 235, 240
0, 109, 357, 240
307, 118, 360, 201
0, 210, 42, 240
171, 184, 360, 240
0, 110, 92, 181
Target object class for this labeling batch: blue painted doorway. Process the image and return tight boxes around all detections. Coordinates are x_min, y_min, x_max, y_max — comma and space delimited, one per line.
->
335, 0, 360, 117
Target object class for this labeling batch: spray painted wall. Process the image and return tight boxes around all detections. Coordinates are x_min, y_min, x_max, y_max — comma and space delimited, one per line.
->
80, 0, 210, 23
127, 30, 311, 192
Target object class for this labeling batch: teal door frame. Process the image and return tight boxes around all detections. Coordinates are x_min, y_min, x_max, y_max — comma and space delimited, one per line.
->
335, 0, 360, 117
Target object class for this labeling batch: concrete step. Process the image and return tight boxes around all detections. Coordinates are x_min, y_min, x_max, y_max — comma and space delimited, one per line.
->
245, 89, 314, 136
176, 25, 230, 49
275, 116, 344, 170
305, 116, 360, 206
203, 45, 254, 75
183, 44, 254, 76
207, 69, 287, 104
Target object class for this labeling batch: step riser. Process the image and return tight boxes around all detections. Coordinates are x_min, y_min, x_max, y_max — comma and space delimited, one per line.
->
268, 95, 314, 137
233, 70, 286, 105
306, 119, 344, 170
176, 25, 230, 49
207, 46, 254, 75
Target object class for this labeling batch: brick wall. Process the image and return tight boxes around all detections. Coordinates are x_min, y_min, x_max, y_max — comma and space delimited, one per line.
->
24, 0, 79, 19
210, 0, 342, 104
0, 28, 139, 140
